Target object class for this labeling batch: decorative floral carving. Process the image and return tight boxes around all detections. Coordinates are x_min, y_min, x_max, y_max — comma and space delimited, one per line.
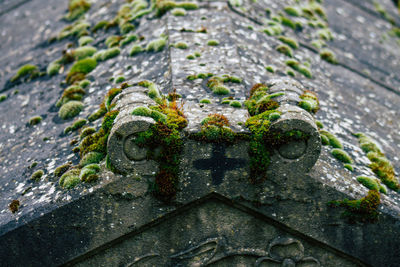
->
125, 236, 320, 266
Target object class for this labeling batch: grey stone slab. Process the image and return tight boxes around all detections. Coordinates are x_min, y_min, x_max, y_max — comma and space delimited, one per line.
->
0, 0, 399, 266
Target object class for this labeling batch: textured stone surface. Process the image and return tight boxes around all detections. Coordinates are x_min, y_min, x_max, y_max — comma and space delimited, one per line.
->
0, 0, 399, 266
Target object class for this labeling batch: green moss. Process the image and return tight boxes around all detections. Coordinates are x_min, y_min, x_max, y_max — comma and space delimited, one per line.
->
69, 57, 97, 76
244, 84, 281, 116
317, 29, 333, 41
80, 127, 96, 139
331, 148, 353, 164
284, 6, 300, 16
357, 176, 380, 191
199, 98, 211, 104
320, 130, 343, 149
120, 23, 135, 34
120, 34, 138, 47
88, 105, 107, 122
59, 169, 81, 189
80, 151, 105, 166
379, 183, 388, 195
94, 47, 120, 61
229, 0, 243, 6
174, 42, 188, 49
65, 0, 91, 21
79, 79, 90, 88
9, 200, 20, 213
207, 39, 219, 46
278, 36, 298, 49
129, 45, 143, 56
105, 35, 122, 47
344, 164, 354, 171
186, 54, 195, 60
229, 100, 242, 108
194, 51, 201, 57
285, 60, 312, 78
286, 69, 295, 77
92, 20, 108, 32
265, 66, 275, 73
79, 164, 100, 182
56, 85, 86, 107
11, 64, 39, 82
299, 91, 319, 113
54, 163, 72, 177
47, 60, 62, 76
316, 120, 324, 129
276, 44, 293, 57
59, 101, 84, 120
195, 114, 235, 143
176, 2, 198, 10
320, 49, 338, 64
0, 94, 7, 102
329, 189, 380, 223
115, 76, 125, 83
268, 112, 280, 121
58, 21, 90, 40
73, 46, 97, 60
146, 38, 167, 52
171, 7, 186, 16
263, 23, 283, 36
30, 170, 44, 182
29, 116, 42, 126
78, 36, 94, 46
354, 133, 399, 191
64, 118, 87, 134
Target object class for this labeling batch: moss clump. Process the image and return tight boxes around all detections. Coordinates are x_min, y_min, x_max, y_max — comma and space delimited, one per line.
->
199, 98, 211, 104
79, 79, 90, 88
80, 127, 96, 139
47, 60, 62, 76
174, 42, 188, 49
11, 64, 39, 82
105, 35, 122, 48
278, 36, 299, 49
0, 94, 7, 102
29, 116, 42, 126
329, 190, 380, 223
207, 39, 219, 46
138, 80, 162, 102
65, 0, 91, 21
299, 90, 319, 113
131, 98, 187, 201
64, 118, 87, 134
344, 164, 354, 171
265, 66, 275, 73
320, 130, 343, 149
132, 106, 167, 123
244, 84, 281, 116
59, 101, 84, 120
263, 21, 283, 36
186, 54, 195, 60
320, 49, 337, 64
58, 21, 90, 40
194, 114, 236, 143
80, 151, 104, 166
146, 38, 167, 52
129, 44, 143, 56
78, 36, 94, 46
268, 112, 281, 121
357, 176, 380, 191
59, 169, 81, 189
311, 39, 326, 49
276, 44, 293, 57
30, 170, 44, 182
285, 60, 312, 78
229, 100, 242, 108
331, 148, 352, 164
56, 85, 86, 107
284, 6, 301, 16
72, 46, 97, 60
92, 20, 108, 32
93, 47, 120, 61
9, 200, 20, 213
154, 0, 198, 17
316, 120, 324, 129
79, 164, 100, 182
66, 58, 97, 84
120, 34, 138, 47
171, 7, 186, 16
54, 163, 72, 177
207, 77, 230, 95
354, 133, 400, 191
115, 76, 125, 84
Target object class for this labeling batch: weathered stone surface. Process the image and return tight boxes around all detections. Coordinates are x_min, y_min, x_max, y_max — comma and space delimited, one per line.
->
0, 0, 399, 266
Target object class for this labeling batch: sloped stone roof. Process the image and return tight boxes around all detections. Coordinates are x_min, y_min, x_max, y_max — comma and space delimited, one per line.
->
0, 0, 400, 265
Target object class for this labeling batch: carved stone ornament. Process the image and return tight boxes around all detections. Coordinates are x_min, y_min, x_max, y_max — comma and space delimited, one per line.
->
126, 236, 320, 266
